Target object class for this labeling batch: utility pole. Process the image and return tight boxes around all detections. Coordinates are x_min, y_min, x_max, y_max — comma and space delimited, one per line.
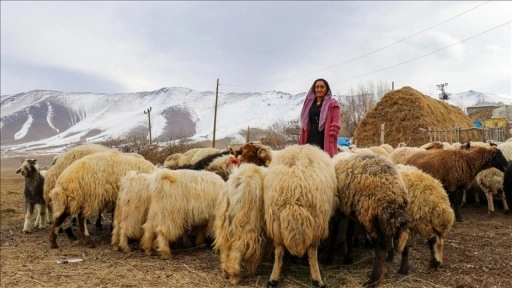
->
212, 78, 219, 148
144, 107, 152, 145
437, 83, 450, 101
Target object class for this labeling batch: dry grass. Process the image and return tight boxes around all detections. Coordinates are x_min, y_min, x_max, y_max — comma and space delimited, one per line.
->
353, 87, 482, 148
2, 155, 512, 288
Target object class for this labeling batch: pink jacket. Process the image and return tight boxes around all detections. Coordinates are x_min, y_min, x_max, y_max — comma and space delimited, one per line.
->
299, 90, 341, 157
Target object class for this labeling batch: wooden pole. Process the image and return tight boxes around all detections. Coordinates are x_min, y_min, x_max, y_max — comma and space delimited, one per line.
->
380, 123, 385, 144
212, 78, 219, 148
144, 107, 152, 145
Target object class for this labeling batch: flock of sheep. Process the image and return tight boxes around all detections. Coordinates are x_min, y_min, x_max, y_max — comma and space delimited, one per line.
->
15, 138, 512, 288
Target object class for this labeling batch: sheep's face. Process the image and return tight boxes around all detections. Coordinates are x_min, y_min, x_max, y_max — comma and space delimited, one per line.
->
491, 148, 508, 172
15, 159, 39, 177
239, 143, 272, 167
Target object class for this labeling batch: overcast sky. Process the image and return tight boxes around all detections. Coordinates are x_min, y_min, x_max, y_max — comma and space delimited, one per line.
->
1, 1, 511, 97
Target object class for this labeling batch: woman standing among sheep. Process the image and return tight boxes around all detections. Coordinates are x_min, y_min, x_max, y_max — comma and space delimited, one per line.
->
299, 78, 341, 157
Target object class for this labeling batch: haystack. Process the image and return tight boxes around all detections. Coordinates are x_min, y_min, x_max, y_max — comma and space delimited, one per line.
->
352, 86, 482, 148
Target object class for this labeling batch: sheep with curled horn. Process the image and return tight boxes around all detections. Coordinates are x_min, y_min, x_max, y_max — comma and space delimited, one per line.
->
238, 142, 273, 167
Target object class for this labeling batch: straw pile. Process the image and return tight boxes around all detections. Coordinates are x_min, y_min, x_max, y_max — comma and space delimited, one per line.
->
352, 86, 481, 147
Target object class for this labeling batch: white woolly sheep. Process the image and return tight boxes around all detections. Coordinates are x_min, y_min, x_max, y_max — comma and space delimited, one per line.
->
190, 147, 221, 164
112, 168, 212, 253
391, 164, 455, 274
475, 167, 510, 214
332, 153, 410, 288
497, 142, 512, 161
264, 144, 337, 288
140, 169, 227, 260
43, 143, 113, 228
16, 159, 47, 233
48, 151, 156, 249
163, 153, 183, 169
177, 147, 203, 166
111, 170, 155, 253
213, 163, 267, 285
388, 147, 426, 164
379, 143, 394, 154
204, 154, 240, 181
368, 146, 390, 158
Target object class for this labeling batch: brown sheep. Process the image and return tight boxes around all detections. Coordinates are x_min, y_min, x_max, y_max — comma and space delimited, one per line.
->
405, 146, 508, 222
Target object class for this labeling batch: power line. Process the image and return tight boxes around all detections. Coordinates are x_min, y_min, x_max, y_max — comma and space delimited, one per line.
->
222, 1, 491, 88
330, 20, 511, 85
219, 19, 511, 95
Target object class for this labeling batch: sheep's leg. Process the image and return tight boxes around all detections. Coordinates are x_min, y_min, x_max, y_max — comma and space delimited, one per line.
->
320, 211, 341, 265
499, 189, 510, 213
364, 234, 386, 288
226, 250, 242, 285
60, 219, 77, 240
49, 211, 69, 248
220, 248, 229, 278
307, 245, 325, 288
268, 244, 285, 287
474, 190, 481, 206
141, 223, 155, 256
398, 244, 410, 275
23, 202, 35, 233
111, 218, 120, 251
428, 235, 443, 269
38, 203, 47, 228
34, 205, 41, 228
450, 190, 464, 222
78, 212, 95, 248
246, 243, 264, 276
155, 232, 171, 260
461, 190, 467, 207
193, 225, 207, 246
117, 224, 132, 253
485, 190, 495, 214
95, 212, 103, 232
181, 233, 194, 248
47, 204, 54, 225
343, 219, 356, 265
386, 245, 395, 263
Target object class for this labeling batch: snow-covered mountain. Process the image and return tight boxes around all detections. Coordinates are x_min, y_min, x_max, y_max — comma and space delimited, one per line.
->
1, 87, 511, 155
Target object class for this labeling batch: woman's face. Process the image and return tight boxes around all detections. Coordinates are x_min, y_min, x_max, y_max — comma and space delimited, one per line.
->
314, 81, 327, 98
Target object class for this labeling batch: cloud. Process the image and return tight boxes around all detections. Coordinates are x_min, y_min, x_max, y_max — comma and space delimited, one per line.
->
1, 1, 510, 96
1, 55, 127, 94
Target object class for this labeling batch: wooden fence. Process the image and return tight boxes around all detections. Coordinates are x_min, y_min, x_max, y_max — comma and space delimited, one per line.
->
418, 126, 509, 143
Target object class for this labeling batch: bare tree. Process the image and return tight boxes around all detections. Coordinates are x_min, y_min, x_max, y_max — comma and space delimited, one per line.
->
340, 80, 389, 137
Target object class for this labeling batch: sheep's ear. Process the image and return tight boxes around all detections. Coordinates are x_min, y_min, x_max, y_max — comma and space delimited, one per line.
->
15, 168, 21, 174
462, 142, 471, 150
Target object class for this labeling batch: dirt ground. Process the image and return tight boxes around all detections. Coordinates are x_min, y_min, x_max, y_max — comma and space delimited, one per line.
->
1, 155, 512, 288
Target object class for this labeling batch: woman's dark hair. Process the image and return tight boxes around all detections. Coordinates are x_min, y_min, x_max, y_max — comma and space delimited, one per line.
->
310, 78, 331, 93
